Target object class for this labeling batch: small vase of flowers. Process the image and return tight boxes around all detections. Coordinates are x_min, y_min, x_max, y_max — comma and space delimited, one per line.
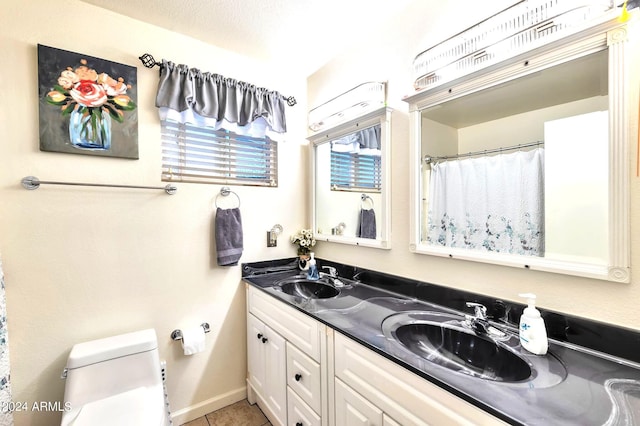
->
291, 229, 316, 270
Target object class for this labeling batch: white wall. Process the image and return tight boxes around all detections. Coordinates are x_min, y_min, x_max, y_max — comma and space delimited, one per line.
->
308, 2, 640, 330
0, 1, 308, 425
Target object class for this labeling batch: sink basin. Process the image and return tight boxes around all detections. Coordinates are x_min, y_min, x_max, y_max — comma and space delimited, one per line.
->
274, 276, 339, 299
394, 322, 532, 382
382, 312, 532, 382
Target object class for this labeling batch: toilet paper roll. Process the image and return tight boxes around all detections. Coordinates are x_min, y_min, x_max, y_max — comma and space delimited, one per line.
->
181, 326, 206, 355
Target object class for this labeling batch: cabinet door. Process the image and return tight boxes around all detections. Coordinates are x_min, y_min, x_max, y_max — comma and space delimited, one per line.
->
247, 314, 266, 397
264, 324, 287, 425
248, 314, 288, 426
335, 378, 382, 426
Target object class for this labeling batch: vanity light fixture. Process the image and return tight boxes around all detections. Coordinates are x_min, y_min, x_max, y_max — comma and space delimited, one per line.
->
308, 82, 386, 132
412, 0, 615, 91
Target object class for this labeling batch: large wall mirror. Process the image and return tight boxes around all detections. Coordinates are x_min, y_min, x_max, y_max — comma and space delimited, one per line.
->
310, 107, 392, 249
405, 17, 632, 282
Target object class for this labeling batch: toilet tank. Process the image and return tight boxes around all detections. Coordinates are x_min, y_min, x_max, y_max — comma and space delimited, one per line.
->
62, 329, 164, 408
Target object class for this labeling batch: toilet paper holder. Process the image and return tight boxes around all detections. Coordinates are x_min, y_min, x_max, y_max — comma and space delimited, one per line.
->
171, 323, 210, 341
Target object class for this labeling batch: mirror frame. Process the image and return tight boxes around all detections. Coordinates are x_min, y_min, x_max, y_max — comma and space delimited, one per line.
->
309, 106, 392, 249
404, 17, 632, 282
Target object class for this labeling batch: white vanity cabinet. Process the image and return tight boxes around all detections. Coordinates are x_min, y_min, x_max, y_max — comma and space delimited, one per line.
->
246, 285, 328, 426
333, 332, 507, 426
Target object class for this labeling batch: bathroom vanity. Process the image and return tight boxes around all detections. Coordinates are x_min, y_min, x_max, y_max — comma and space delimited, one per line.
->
243, 258, 640, 426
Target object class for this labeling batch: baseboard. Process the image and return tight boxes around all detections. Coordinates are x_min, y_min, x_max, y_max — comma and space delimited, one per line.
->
170, 386, 247, 425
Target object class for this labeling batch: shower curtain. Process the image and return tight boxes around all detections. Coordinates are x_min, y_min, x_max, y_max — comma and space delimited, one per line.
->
427, 148, 544, 256
0, 256, 12, 426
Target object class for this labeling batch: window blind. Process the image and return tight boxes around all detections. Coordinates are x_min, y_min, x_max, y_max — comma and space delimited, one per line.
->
161, 119, 278, 187
330, 152, 381, 192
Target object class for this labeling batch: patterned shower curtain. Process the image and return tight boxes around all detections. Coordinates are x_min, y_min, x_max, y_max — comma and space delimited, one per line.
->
0, 256, 12, 426
427, 148, 545, 256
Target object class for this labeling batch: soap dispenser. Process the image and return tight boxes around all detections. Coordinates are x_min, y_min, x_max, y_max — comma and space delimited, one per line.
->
518, 293, 548, 355
306, 252, 320, 280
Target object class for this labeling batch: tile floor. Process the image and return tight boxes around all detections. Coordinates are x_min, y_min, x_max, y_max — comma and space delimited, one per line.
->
181, 399, 272, 426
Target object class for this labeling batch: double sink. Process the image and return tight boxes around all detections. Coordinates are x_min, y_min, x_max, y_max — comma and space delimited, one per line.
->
271, 275, 566, 387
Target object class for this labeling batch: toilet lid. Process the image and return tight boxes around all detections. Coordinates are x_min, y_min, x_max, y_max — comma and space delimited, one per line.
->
67, 386, 166, 426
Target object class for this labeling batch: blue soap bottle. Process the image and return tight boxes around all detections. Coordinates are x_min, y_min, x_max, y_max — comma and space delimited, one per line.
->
306, 252, 319, 280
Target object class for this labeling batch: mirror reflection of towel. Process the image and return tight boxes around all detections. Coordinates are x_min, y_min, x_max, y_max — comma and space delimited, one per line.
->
357, 209, 376, 239
215, 207, 243, 266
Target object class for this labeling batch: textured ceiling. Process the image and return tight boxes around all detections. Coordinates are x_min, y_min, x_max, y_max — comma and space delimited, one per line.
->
80, 0, 413, 75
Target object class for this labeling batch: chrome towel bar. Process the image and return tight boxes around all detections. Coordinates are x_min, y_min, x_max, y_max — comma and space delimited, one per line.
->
171, 323, 210, 341
21, 176, 177, 195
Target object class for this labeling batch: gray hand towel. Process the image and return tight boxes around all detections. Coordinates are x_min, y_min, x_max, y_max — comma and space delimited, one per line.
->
357, 208, 376, 239
215, 207, 243, 266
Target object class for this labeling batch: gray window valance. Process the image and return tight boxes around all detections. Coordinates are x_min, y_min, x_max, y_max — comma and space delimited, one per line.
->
155, 60, 287, 138
331, 124, 381, 156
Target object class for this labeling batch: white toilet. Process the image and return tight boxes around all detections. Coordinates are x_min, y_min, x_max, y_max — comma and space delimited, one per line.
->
60, 329, 171, 426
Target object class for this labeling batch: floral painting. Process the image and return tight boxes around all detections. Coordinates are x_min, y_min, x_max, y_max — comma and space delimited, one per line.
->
37, 44, 138, 159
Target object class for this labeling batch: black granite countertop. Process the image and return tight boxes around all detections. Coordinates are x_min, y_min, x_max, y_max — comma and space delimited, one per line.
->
242, 258, 640, 426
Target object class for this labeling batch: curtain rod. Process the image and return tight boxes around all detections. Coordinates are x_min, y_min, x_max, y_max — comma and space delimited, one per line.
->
138, 53, 297, 106
21, 176, 177, 195
424, 141, 544, 164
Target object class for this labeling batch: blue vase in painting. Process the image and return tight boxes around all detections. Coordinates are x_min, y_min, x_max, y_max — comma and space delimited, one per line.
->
68, 108, 112, 150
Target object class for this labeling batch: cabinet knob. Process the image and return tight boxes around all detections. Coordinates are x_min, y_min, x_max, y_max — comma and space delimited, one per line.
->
256, 333, 263, 339
296, 423, 303, 426
294, 373, 302, 382
262, 337, 268, 343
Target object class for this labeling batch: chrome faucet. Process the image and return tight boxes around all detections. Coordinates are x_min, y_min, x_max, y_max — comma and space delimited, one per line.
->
321, 266, 344, 287
464, 302, 506, 338
465, 302, 491, 334
322, 266, 337, 276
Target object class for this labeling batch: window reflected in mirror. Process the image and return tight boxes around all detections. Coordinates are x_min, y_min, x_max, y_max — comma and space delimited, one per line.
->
330, 124, 382, 193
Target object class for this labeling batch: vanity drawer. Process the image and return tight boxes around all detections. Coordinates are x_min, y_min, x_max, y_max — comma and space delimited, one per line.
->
287, 387, 321, 426
248, 286, 322, 361
287, 342, 321, 414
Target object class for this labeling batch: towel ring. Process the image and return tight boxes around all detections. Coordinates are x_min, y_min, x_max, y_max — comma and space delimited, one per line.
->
361, 194, 374, 210
215, 186, 241, 209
